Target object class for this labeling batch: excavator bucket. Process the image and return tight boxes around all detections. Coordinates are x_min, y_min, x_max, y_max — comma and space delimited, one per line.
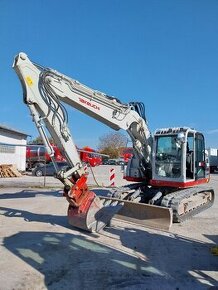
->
66, 176, 123, 232
68, 195, 123, 232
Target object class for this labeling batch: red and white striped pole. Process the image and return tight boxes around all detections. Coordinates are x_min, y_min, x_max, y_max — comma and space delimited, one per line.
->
110, 168, 115, 187
84, 164, 88, 173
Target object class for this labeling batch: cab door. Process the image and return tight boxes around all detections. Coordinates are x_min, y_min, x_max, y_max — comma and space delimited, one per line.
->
195, 133, 205, 179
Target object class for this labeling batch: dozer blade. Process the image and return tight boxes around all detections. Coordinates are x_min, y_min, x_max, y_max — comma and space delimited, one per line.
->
68, 194, 123, 232
99, 196, 173, 231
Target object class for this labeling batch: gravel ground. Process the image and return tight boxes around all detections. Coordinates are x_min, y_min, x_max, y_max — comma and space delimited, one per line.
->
0, 166, 217, 290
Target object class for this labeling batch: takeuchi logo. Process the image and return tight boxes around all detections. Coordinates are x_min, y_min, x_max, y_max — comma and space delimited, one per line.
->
79, 98, 100, 110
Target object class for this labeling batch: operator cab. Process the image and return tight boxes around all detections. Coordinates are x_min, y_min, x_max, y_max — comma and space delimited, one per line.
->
150, 127, 209, 188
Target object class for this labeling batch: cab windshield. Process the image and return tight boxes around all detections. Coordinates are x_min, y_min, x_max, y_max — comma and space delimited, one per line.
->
155, 135, 182, 178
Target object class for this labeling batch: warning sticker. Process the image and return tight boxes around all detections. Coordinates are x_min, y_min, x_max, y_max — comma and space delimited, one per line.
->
26, 76, 33, 86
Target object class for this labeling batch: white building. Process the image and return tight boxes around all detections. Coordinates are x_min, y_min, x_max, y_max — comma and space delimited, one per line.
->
0, 125, 29, 171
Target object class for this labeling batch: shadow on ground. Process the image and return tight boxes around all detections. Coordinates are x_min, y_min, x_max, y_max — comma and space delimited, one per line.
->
0, 189, 62, 200
1, 206, 218, 290
0, 206, 70, 228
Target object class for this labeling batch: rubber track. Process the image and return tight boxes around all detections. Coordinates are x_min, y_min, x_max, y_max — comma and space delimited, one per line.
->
161, 186, 215, 222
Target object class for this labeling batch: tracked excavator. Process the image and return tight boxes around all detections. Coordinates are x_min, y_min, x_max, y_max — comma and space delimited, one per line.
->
13, 52, 214, 232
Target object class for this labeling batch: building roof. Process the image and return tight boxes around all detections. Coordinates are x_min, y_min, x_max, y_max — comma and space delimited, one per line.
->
0, 124, 29, 137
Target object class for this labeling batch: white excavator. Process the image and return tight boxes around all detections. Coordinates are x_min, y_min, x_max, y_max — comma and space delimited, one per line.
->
13, 52, 214, 232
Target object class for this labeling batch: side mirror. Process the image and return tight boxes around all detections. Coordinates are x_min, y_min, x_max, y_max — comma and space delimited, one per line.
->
176, 132, 185, 143
175, 132, 185, 149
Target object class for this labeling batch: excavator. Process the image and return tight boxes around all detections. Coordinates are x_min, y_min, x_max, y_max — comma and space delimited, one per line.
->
13, 52, 214, 232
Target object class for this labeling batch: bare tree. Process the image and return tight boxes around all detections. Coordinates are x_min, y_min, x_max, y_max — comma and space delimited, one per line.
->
98, 132, 128, 158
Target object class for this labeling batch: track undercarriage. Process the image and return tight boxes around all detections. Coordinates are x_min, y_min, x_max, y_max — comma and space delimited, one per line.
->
160, 186, 215, 222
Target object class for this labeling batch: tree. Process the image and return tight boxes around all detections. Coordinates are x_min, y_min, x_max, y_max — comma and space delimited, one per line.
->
98, 132, 128, 158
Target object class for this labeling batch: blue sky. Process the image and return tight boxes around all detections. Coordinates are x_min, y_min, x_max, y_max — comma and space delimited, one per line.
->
0, 0, 218, 149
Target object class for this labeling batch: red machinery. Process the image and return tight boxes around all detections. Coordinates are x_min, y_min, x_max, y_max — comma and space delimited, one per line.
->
26, 144, 64, 170
79, 146, 102, 167
26, 144, 101, 170
120, 147, 133, 163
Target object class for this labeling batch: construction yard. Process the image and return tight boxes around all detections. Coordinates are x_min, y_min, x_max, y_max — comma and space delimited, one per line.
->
0, 165, 217, 290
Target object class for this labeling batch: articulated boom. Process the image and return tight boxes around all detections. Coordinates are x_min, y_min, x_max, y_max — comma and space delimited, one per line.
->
14, 52, 152, 180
